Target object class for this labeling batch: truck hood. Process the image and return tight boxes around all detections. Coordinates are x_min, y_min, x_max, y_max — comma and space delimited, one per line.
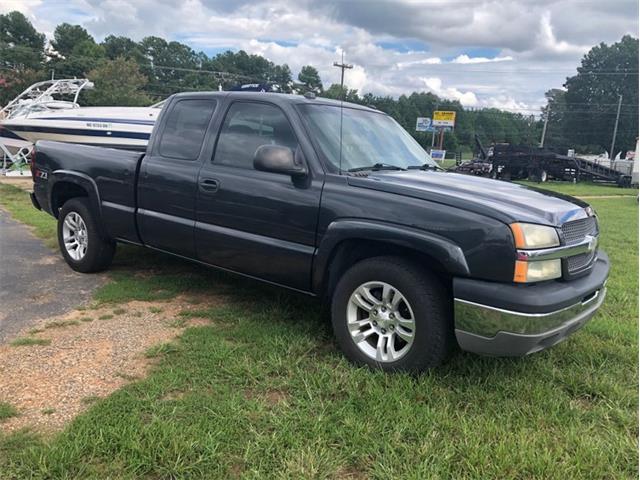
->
348, 170, 589, 226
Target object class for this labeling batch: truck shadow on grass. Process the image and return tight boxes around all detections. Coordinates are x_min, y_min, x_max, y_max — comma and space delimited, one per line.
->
104, 244, 535, 380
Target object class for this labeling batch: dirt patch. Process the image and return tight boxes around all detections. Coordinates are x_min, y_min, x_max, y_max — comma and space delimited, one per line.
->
0, 296, 218, 433
244, 388, 290, 406
34, 255, 59, 265
0, 177, 32, 191
334, 466, 369, 480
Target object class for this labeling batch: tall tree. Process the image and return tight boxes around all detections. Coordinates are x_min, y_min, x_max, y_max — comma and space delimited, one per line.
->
321, 83, 360, 102
50, 23, 94, 57
101, 35, 145, 63
270, 64, 293, 92
0, 11, 45, 70
563, 35, 639, 153
139, 37, 203, 96
83, 57, 152, 106
298, 65, 323, 93
49, 23, 104, 77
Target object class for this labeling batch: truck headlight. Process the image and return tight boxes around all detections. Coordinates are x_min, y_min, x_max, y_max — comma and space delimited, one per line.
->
510, 223, 560, 249
514, 259, 562, 283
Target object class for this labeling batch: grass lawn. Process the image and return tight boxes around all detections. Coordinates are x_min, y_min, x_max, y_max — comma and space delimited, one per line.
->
517, 180, 639, 197
0, 183, 57, 247
0, 183, 637, 479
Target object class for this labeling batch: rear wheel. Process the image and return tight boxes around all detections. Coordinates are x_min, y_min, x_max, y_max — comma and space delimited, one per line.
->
529, 169, 548, 183
331, 256, 453, 372
57, 198, 115, 273
540, 169, 548, 182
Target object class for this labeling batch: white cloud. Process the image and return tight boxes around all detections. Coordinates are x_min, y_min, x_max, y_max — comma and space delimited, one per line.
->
480, 95, 536, 113
1, 0, 637, 110
451, 54, 513, 64
396, 57, 442, 69
0, 0, 42, 16
420, 77, 479, 107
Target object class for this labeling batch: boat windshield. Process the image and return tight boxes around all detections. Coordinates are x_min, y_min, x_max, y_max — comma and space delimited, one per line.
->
298, 104, 437, 172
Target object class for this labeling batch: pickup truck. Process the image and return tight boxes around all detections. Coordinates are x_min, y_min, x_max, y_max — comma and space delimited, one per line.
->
30, 92, 610, 371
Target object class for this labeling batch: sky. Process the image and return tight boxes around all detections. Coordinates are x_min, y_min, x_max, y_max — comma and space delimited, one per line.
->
1, 0, 638, 113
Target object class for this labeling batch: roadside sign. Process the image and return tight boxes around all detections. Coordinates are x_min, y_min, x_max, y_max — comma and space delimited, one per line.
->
415, 117, 433, 132
430, 149, 446, 162
433, 111, 456, 127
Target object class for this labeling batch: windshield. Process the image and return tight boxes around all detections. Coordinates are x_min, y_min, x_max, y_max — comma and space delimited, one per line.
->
298, 104, 437, 172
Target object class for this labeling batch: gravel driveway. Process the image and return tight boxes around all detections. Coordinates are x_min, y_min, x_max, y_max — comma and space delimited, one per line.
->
0, 208, 105, 342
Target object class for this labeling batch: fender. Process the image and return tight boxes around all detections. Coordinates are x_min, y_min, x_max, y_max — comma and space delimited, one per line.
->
312, 219, 470, 292
50, 169, 102, 219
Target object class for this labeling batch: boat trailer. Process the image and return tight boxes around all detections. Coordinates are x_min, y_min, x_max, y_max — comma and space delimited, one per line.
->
452, 140, 636, 187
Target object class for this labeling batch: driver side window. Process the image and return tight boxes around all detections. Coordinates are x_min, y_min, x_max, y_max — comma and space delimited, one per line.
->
213, 102, 298, 169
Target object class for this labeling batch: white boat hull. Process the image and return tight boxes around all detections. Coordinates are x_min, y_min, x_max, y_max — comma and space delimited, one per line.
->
1, 106, 158, 152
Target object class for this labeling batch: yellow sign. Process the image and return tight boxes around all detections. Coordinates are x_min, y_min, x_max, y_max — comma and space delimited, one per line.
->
433, 111, 456, 127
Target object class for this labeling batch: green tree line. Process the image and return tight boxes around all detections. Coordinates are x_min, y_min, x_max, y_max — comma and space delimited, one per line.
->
541, 35, 638, 155
1, 11, 636, 154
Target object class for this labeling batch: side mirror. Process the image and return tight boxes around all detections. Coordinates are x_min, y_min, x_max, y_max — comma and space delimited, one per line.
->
253, 145, 307, 177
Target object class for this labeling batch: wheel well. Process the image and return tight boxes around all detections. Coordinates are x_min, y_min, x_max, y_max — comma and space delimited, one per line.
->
51, 182, 89, 218
322, 239, 452, 301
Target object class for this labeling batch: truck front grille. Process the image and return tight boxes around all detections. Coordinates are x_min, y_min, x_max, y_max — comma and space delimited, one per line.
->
567, 250, 596, 274
561, 217, 597, 245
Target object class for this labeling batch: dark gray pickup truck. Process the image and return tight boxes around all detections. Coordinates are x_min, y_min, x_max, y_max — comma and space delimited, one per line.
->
30, 92, 610, 371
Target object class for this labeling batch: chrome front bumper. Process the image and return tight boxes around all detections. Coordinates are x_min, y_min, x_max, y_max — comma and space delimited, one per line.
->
454, 288, 605, 356
453, 251, 610, 357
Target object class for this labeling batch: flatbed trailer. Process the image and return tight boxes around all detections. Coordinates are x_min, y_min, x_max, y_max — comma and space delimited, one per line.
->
462, 143, 634, 187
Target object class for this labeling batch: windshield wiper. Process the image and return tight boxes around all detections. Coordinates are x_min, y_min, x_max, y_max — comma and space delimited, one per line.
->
348, 163, 407, 172
407, 163, 445, 171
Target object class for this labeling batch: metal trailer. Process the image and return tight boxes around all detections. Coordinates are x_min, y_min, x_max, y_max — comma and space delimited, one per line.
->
465, 143, 634, 187
490, 144, 578, 182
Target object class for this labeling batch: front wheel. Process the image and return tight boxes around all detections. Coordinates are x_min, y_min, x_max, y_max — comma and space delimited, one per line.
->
57, 198, 115, 273
331, 256, 454, 372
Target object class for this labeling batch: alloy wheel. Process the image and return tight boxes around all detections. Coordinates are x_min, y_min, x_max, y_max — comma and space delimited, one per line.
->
346, 281, 416, 362
62, 212, 88, 261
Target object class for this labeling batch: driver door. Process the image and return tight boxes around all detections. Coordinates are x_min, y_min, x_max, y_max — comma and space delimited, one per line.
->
194, 101, 323, 291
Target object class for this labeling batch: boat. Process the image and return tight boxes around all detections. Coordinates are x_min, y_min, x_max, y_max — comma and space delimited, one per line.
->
1, 79, 162, 175
1, 105, 161, 151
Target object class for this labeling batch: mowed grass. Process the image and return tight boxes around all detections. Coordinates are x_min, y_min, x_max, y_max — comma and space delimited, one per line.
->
0, 183, 637, 478
518, 180, 639, 197
0, 183, 57, 247
0, 402, 19, 422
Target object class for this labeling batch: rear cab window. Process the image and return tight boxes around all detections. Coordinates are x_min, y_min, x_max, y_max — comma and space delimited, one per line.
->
159, 99, 217, 160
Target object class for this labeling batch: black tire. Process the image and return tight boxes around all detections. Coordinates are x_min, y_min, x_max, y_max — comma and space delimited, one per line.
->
539, 170, 548, 182
57, 197, 115, 273
331, 256, 454, 372
529, 169, 548, 183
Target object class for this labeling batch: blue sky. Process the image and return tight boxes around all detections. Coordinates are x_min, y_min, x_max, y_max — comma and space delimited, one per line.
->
3, 0, 638, 112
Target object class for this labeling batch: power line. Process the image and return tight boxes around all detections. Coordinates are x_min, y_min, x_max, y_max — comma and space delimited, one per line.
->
3, 44, 639, 76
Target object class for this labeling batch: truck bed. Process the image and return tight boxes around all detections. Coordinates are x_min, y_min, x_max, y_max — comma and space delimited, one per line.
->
33, 140, 145, 241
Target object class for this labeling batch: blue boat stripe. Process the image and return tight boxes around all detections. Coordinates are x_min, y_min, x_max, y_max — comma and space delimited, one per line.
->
35, 117, 156, 126
5, 125, 151, 140
0, 128, 27, 141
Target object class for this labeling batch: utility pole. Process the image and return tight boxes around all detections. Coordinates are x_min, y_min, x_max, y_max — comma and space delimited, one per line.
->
333, 51, 353, 98
539, 106, 549, 148
609, 94, 623, 167
431, 102, 439, 148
